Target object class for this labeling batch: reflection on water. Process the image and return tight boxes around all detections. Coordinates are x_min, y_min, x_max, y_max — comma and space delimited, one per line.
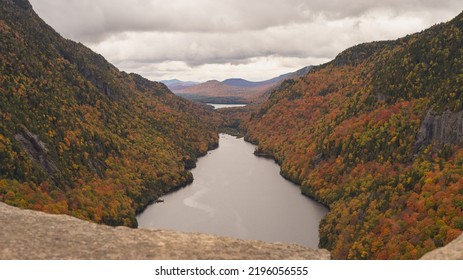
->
207, 103, 247, 109
137, 134, 328, 248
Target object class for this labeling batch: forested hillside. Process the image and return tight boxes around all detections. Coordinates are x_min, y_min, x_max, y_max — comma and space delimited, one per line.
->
244, 12, 463, 259
0, 0, 219, 227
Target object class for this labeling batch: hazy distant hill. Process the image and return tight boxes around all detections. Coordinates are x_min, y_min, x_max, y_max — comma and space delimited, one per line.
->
161, 79, 199, 91
174, 80, 274, 104
171, 66, 312, 104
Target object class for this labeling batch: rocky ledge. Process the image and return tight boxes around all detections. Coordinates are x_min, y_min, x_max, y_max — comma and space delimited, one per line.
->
0, 203, 329, 260
420, 233, 463, 260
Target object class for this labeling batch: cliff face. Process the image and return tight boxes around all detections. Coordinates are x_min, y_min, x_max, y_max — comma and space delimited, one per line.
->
415, 110, 463, 149
0, 203, 330, 260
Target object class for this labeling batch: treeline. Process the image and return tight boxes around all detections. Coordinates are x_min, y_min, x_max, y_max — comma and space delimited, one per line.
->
0, 0, 220, 227
243, 11, 463, 259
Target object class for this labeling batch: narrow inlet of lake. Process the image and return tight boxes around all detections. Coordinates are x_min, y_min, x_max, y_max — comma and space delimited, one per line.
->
137, 134, 328, 248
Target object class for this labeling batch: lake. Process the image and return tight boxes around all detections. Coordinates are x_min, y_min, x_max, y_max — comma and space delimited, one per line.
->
208, 103, 247, 109
137, 134, 328, 248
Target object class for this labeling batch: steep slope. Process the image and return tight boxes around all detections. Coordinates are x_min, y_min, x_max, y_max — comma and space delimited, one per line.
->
0, 0, 219, 227
244, 12, 463, 259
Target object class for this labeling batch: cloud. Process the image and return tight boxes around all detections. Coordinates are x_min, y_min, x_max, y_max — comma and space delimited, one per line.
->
29, 0, 463, 81
30, 0, 462, 42
30, 0, 318, 42
89, 14, 434, 67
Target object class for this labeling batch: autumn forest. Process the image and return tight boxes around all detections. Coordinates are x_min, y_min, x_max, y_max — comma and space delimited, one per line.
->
1, 0, 463, 259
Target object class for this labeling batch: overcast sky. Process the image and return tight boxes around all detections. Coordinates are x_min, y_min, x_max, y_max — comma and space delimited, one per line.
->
29, 0, 462, 82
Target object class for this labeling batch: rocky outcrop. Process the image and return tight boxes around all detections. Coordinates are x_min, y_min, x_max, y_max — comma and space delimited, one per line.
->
421, 233, 463, 260
0, 203, 330, 260
415, 109, 463, 149
14, 127, 59, 177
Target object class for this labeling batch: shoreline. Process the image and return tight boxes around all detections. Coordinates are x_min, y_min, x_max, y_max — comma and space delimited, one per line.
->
134, 136, 220, 219
137, 132, 330, 251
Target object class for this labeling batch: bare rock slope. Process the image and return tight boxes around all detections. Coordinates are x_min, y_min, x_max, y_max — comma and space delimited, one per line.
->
0, 203, 330, 260
420, 233, 463, 260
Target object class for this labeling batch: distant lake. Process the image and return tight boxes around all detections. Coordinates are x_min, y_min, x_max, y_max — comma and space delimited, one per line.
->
208, 104, 247, 109
137, 134, 328, 248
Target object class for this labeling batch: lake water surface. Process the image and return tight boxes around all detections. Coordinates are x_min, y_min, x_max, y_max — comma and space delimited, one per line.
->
137, 134, 328, 248
208, 103, 247, 109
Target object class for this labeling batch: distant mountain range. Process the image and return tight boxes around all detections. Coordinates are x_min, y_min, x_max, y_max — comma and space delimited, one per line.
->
160, 79, 199, 91
163, 66, 312, 104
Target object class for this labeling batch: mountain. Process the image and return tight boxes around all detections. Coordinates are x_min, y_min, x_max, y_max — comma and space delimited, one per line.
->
161, 79, 199, 91
241, 12, 463, 259
261, 66, 313, 85
222, 78, 263, 87
172, 66, 312, 104
174, 79, 271, 104
0, 0, 219, 227
160, 79, 184, 86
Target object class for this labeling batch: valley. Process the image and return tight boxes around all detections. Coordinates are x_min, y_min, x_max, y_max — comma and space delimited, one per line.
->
238, 12, 463, 259
137, 134, 328, 248
0, 0, 220, 227
1, 0, 463, 261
